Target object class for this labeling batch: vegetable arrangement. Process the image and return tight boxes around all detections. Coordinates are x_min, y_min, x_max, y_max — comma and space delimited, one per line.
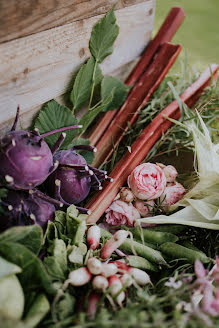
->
0, 6, 219, 328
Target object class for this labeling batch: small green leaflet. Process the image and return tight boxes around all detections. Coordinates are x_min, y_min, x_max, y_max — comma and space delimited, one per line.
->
79, 91, 114, 133
89, 8, 119, 63
44, 239, 67, 281
101, 76, 130, 111
71, 57, 102, 111
35, 100, 79, 149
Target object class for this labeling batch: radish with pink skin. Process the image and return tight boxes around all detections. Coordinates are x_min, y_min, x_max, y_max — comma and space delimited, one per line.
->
108, 275, 125, 306
101, 263, 118, 277
87, 292, 101, 318
92, 275, 109, 291
101, 230, 129, 259
87, 258, 102, 275
87, 225, 101, 250
68, 267, 92, 286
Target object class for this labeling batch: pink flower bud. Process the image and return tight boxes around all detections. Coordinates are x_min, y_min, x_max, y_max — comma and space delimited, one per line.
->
120, 187, 134, 203
133, 199, 154, 217
105, 199, 140, 226
160, 182, 186, 211
156, 163, 178, 182
128, 163, 166, 200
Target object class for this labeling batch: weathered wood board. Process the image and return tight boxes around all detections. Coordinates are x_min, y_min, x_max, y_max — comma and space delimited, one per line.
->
0, 0, 155, 134
0, 0, 151, 43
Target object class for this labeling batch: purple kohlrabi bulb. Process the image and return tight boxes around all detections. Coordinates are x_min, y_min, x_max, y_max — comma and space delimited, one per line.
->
0, 190, 55, 231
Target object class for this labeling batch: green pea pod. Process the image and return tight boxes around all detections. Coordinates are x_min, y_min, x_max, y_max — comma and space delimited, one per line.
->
147, 224, 187, 235
122, 226, 178, 245
126, 255, 159, 272
160, 242, 211, 264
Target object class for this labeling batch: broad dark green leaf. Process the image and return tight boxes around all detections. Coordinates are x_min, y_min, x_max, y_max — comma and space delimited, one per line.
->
89, 9, 119, 63
35, 100, 79, 149
0, 225, 43, 255
23, 293, 50, 328
44, 239, 67, 281
79, 91, 114, 133
0, 242, 55, 295
70, 57, 102, 111
0, 256, 22, 279
101, 76, 130, 111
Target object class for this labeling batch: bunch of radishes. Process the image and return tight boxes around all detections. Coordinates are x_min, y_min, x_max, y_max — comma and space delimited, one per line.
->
64, 226, 151, 312
0, 107, 112, 231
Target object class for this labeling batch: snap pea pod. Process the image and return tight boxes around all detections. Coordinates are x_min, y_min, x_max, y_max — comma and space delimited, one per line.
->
147, 224, 187, 235
179, 240, 207, 255
126, 255, 159, 272
160, 242, 211, 264
121, 226, 178, 245
100, 228, 167, 265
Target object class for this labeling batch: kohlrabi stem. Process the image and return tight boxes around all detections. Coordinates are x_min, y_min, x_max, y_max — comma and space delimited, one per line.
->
40, 125, 82, 138
88, 60, 97, 109
11, 105, 20, 131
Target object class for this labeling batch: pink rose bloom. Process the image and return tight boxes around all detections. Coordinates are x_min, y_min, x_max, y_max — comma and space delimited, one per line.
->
160, 182, 186, 211
157, 163, 178, 182
128, 163, 166, 200
133, 199, 154, 217
105, 199, 140, 227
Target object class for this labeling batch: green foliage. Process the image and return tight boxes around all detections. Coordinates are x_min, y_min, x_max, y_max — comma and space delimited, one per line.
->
89, 9, 119, 63
101, 76, 130, 111
70, 57, 102, 111
44, 239, 68, 281
0, 256, 22, 279
35, 100, 79, 149
0, 225, 43, 255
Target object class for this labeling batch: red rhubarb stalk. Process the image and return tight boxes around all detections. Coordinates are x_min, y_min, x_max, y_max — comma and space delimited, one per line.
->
92, 42, 182, 167
88, 7, 186, 146
86, 64, 218, 224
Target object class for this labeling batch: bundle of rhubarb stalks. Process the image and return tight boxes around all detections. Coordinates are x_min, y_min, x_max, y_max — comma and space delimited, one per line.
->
0, 6, 219, 328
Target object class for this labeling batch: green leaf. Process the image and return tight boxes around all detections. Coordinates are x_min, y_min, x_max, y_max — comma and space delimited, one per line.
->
0, 242, 55, 295
0, 256, 22, 279
54, 292, 75, 322
79, 91, 114, 133
23, 293, 50, 328
35, 100, 79, 149
101, 76, 130, 111
0, 225, 43, 255
89, 8, 119, 63
44, 239, 67, 281
70, 57, 103, 111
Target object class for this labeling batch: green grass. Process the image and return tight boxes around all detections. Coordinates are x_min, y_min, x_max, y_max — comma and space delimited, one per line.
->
154, 0, 219, 71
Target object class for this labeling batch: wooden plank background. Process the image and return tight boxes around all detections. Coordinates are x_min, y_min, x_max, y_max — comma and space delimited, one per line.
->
0, 0, 152, 43
0, 0, 155, 134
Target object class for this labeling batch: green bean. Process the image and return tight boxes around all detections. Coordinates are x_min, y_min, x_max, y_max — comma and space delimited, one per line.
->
100, 228, 167, 265
160, 242, 211, 264
126, 255, 159, 272
147, 224, 187, 235
122, 226, 178, 245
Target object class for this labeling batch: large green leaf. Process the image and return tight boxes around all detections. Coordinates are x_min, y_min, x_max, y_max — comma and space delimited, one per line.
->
0, 256, 22, 279
0, 225, 43, 255
79, 91, 114, 133
0, 242, 55, 295
89, 8, 119, 63
35, 100, 79, 149
44, 239, 67, 281
101, 76, 130, 111
70, 57, 102, 111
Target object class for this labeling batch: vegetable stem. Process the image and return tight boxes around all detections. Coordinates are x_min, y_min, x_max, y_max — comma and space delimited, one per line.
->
88, 60, 98, 109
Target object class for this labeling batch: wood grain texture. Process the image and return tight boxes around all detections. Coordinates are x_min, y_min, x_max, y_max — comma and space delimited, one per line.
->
0, 1, 155, 134
0, 0, 152, 43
